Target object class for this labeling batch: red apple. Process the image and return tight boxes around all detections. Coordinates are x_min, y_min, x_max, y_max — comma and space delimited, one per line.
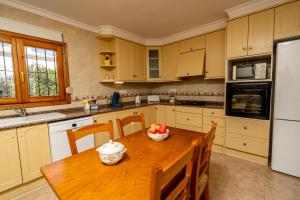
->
155, 125, 161, 131
158, 126, 167, 134
148, 127, 156, 134
160, 124, 166, 129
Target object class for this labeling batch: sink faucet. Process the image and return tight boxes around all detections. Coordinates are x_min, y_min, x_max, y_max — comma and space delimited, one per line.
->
14, 108, 27, 117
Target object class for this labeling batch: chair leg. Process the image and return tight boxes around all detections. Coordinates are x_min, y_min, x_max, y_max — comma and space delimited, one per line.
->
203, 184, 209, 200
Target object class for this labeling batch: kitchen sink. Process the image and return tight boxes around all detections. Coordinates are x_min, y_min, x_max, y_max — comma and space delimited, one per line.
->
0, 112, 66, 128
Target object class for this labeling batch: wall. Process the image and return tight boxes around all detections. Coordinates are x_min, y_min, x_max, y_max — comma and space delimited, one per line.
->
0, 4, 224, 117
152, 78, 225, 102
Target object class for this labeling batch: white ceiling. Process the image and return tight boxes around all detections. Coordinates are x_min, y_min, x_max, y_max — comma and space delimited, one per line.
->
13, 0, 250, 38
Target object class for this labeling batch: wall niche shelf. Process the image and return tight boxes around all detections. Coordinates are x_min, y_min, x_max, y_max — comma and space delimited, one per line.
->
99, 51, 116, 54
226, 54, 273, 83
100, 65, 116, 68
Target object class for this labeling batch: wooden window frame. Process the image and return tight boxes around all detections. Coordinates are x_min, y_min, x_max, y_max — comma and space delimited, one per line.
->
0, 30, 70, 110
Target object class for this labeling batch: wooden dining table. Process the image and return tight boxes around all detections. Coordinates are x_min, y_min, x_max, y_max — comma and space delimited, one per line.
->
41, 127, 205, 200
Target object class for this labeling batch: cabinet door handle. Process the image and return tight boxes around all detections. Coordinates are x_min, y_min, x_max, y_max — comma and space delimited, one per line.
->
243, 47, 246, 50
190, 48, 193, 51
243, 142, 247, 146
211, 112, 215, 115
187, 118, 190, 121
244, 126, 247, 130
211, 121, 214, 123
94, 120, 97, 123
249, 46, 252, 49
186, 73, 190, 75
205, 71, 208, 74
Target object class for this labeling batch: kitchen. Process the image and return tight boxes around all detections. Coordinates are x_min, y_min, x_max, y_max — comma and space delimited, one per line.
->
0, 0, 300, 199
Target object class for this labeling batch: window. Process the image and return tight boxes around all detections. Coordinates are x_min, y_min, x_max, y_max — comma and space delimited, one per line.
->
0, 30, 70, 108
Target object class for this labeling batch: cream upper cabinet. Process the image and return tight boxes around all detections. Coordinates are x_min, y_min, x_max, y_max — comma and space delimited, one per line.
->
227, 10, 274, 59
248, 9, 274, 55
147, 47, 162, 81
132, 43, 146, 81
155, 105, 166, 124
274, 1, 300, 40
177, 49, 205, 77
205, 30, 225, 79
162, 42, 180, 81
226, 16, 248, 58
179, 35, 205, 53
117, 39, 132, 81
0, 129, 22, 192
165, 105, 176, 127
17, 124, 51, 183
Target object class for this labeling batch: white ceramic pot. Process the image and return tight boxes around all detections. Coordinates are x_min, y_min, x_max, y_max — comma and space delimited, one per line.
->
148, 129, 170, 141
96, 140, 126, 165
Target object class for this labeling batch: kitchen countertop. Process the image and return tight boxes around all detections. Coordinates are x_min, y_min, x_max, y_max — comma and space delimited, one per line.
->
0, 100, 223, 130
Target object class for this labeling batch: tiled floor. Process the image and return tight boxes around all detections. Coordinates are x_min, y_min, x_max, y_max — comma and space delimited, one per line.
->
14, 152, 300, 200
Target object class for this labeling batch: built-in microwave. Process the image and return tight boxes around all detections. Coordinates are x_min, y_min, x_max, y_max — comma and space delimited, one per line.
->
226, 82, 271, 120
232, 63, 267, 80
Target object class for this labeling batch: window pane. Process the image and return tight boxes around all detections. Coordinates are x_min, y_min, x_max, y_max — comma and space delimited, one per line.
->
0, 42, 16, 98
25, 46, 59, 97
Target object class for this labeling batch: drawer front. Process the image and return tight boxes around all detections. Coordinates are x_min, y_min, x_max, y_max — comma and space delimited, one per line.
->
175, 106, 203, 114
243, 119, 270, 139
203, 108, 224, 118
203, 125, 225, 137
203, 117, 225, 128
176, 112, 203, 127
226, 117, 270, 139
226, 117, 245, 134
175, 124, 202, 132
225, 134, 269, 157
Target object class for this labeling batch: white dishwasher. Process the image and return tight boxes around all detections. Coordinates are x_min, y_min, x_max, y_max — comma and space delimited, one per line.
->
48, 116, 94, 162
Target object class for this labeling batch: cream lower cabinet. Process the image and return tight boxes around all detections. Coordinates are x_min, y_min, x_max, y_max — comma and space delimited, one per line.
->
0, 129, 22, 192
202, 108, 225, 152
17, 124, 51, 183
155, 105, 166, 124
146, 106, 156, 127
225, 117, 270, 165
175, 106, 203, 132
165, 105, 176, 127
93, 112, 118, 146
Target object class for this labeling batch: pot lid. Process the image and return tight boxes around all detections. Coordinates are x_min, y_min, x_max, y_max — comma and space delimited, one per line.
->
97, 140, 124, 154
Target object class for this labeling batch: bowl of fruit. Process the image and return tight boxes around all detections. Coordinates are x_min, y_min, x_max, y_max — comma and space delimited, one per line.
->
147, 124, 169, 141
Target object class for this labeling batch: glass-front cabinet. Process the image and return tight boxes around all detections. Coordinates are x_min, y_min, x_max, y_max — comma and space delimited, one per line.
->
146, 47, 162, 80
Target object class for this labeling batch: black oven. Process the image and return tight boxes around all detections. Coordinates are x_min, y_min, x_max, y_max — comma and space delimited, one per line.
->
226, 82, 271, 120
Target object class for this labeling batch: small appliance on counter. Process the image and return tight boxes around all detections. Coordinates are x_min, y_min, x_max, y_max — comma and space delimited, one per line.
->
169, 95, 176, 104
82, 99, 100, 110
135, 95, 141, 105
111, 92, 123, 108
147, 95, 160, 104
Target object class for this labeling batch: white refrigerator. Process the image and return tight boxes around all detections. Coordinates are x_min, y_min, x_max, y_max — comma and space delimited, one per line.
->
271, 39, 300, 177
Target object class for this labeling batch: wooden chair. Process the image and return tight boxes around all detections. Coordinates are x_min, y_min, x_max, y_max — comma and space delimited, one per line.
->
150, 140, 197, 200
116, 113, 145, 138
67, 121, 114, 155
190, 123, 217, 200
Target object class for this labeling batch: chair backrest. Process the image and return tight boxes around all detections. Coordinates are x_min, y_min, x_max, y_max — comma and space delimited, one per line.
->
116, 113, 145, 138
67, 121, 114, 155
190, 123, 216, 200
150, 140, 197, 200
